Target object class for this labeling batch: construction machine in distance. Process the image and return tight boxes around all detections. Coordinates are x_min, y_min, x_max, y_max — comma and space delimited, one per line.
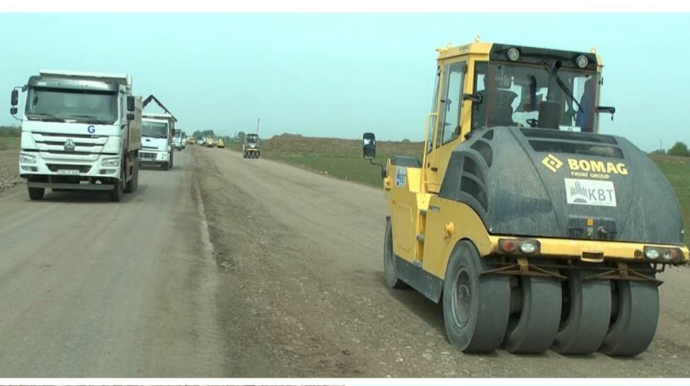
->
243, 133, 261, 158
206, 136, 215, 148
363, 41, 689, 357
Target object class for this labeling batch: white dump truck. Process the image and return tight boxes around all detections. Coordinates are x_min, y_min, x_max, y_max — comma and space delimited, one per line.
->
10, 70, 142, 202
172, 128, 185, 151
140, 113, 175, 170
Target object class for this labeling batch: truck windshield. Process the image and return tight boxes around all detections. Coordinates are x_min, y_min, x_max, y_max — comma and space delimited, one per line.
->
25, 87, 118, 123
142, 121, 168, 138
246, 135, 258, 143
472, 62, 598, 132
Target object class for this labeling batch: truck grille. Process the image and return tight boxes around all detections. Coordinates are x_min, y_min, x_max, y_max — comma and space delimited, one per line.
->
47, 164, 92, 173
32, 132, 108, 156
140, 152, 156, 160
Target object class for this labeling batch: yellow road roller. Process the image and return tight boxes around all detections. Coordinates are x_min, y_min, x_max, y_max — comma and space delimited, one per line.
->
217, 138, 225, 148
363, 41, 689, 356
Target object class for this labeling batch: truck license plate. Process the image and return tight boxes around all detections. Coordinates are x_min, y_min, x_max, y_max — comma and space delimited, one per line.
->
57, 169, 80, 175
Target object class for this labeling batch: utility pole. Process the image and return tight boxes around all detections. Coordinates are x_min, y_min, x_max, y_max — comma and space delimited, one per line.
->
257, 117, 260, 135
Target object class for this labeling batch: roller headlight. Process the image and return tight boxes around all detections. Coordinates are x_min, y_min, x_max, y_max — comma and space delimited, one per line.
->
499, 238, 540, 255
576, 55, 589, 68
645, 248, 660, 260
519, 241, 537, 254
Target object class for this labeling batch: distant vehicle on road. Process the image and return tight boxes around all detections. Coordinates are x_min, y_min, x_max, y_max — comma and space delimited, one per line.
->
172, 129, 185, 151
217, 138, 225, 148
243, 133, 261, 158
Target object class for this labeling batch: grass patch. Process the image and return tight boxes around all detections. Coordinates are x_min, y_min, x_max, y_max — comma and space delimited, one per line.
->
225, 141, 242, 152
0, 125, 21, 151
0, 136, 20, 151
267, 153, 397, 187
259, 134, 422, 187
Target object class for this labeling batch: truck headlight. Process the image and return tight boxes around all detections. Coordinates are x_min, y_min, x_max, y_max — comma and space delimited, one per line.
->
102, 157, 120, 167
20, 153, 37, 164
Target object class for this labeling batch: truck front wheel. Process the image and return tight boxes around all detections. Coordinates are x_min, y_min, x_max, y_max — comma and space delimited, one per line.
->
108, 168, 124, 202
28, 186, 45, 201
125, 157, 139, 193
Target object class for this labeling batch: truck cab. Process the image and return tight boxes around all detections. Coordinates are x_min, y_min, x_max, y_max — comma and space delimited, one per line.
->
10, 69, 142, 201
140, 115, 173, 170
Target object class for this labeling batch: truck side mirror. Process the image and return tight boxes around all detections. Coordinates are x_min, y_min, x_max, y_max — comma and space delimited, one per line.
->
126, 113, 135, 120
363, 132, 376, 160
10, 107, 17, 115
126, 96, 135, 112
11, 89, 18, 106
597, 106, 616, 121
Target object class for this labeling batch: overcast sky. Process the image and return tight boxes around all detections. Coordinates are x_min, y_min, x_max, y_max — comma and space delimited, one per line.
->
0, 13, 687, 151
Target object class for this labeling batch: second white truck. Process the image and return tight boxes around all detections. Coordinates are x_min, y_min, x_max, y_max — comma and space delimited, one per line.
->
140, 113, 175, 170
172, 129, 185, 151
